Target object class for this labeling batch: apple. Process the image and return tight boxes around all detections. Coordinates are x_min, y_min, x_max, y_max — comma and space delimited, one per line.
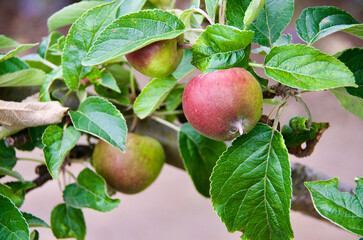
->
148, 0, 171, 6
92, 133, 165, 194
125, 36, 184, 78
182, 68, 263, 141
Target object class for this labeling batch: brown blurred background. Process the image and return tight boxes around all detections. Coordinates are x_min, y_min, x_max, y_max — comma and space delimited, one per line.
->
1, 0, 362, 239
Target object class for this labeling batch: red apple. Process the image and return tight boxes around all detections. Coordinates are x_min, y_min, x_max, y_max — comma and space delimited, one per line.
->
92, 133, 165, 194
182, 68, 263, 141
125, 36, 184, 78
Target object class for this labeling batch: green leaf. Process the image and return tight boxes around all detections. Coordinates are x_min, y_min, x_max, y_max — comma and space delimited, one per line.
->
0, 43, 38, 62
51, 203, 86, 240
97, 70, 121, 93
296, 6, 362, 45
0, 167, 24, 182
0, 57, 29, 75
63, 168, 120, 212
69, 96, 127, 151
134, 76, 177, 119
336, 48, 363, 98
264, 44, 357, 91
0, 35, 19, 49
83, 9, 186, 66
180, 9, 204, 44
210, 123, 293, 240
30, 230, 39, 240
47, 1, 105, 32
165, 86, 183, 111
62, 0, 124, 90
172, 48, 195, 80
244, 0, 266, 29
38, 32, 63, 66
116, 0, 147, 18
226, 0, 294, 47
281, 116, 329, 148
21, 54, 53, 73
0, 69, 47, 87
331, 87, 363, 121
178, 123, 226, 197
192, 25, 254, 72
0, 139, 16, 171
39, 67, 63, 102
305, 178, 363, 236
205, 0, 218, 22
0, 194, 29, 240
1, 181, 35, 207
42, 125, 81, 179
0, 183, 23, 207
22, 212, 50, 228
273, 34, 292, 47
94, 83, 131, 105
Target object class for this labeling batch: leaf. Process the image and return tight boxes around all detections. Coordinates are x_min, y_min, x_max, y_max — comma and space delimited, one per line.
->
335, 48, 363, 98
226, 0, 294, 47
63, 168, 120, 212
0, 183, 23, 207
21, 54, 53, 73
47, 1, 105, 32
244, 0, 266, 29
264, 44, 357, 91
97, 70, 121, 93
62, 0, 124, 90
180, 9, 204, 44
0, 167, 24, 182
192, 25, 254, 72
178, 123, 226, 197
94, 84, 130, 105
0, 181, 35, 207
0, 99, 68, 132
210, 123, 293, 240
0, 194, 29, 240
305, 178, 363, 236
172, 48, 195, 80
39, 67, 63, 102
42, 125, 81, 179
51, 203, 86, 240
30, 230, 39, 240
273, 34, 292, 47
331, 88, 363, 121
0, 139, 16, 171
205, 0, 218, 22
69, 96, 127, 151
165, 86, 184, 111
296, 6, 362, 45
37, 32, 63, 66
0, 43, 38, 62
0, 69, 46, 87
0, 57, 29, 75
116, 0, 147, 18
83, 9, 186, 66
0, 35, 19, 49
21, 212, 50, 228
134, 76, 177, 119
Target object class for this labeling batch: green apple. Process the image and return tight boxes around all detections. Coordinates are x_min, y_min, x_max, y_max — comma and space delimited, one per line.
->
125, 36, 184, 78
92, 133, 165, 194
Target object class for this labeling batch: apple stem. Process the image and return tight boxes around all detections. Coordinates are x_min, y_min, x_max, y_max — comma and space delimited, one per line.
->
151, 116, 181, 132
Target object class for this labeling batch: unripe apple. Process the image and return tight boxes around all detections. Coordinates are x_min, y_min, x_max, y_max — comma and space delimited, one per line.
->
125, 36, 184, 78
92, 133, 165, 194
182, 68, 263, 141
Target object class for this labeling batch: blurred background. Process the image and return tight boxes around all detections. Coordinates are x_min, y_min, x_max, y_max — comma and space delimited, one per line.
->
0, 0, 362, 239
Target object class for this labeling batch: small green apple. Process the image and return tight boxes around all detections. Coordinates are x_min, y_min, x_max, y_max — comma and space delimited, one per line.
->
92, 133, 165, 194
125, 36, 184, 78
